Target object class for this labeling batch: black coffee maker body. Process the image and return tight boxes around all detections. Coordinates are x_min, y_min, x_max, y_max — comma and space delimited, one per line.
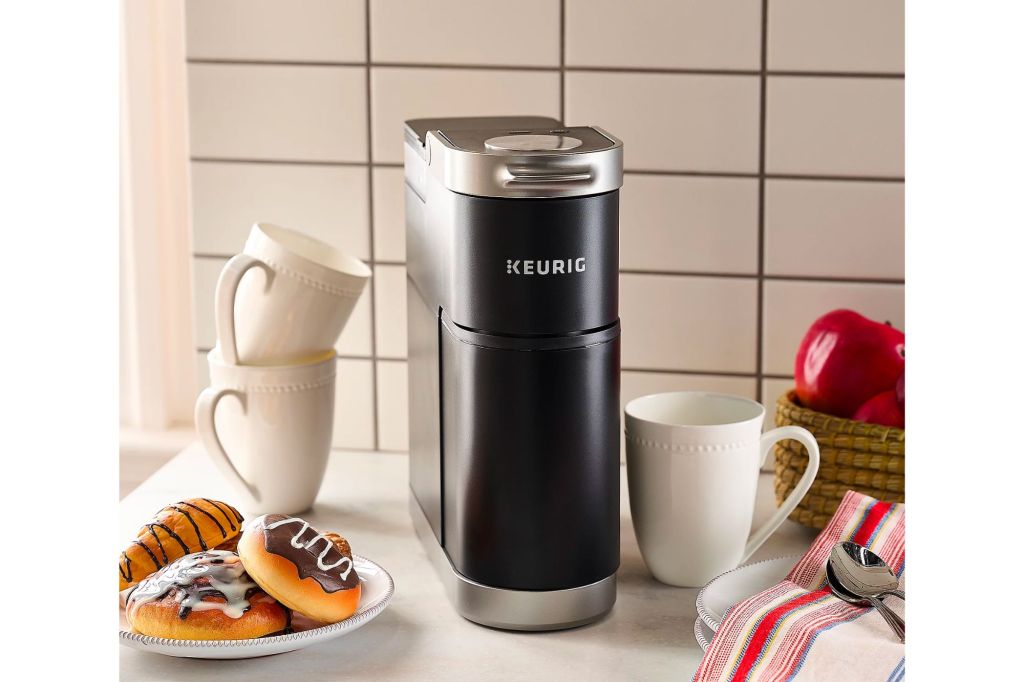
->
404, 116, 622, 630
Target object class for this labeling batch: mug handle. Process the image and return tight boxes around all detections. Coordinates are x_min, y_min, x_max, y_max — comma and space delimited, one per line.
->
194, 386, 260, 503
741, 426, 821, 562
215, 253, 274, 365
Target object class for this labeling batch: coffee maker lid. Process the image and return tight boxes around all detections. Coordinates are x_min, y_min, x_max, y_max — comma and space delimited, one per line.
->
404, 116, 623, 199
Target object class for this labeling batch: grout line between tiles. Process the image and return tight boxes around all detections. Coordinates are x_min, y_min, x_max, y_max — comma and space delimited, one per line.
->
187, 157, 903, 182
331, 446, 398, 455
369, 61, 560, 72
192, 254, 901, 285
763, 172, 904, 183
626, 169, 759, 179
195, 345, 775, 382
755, 0, 769, 403
767, 274, 905, 285
192, 253, 902, 284
190, 156, 369, 167
621, 368, 760, 379
364, 0, 379, 451
559, 0, 566, 123
766, 69, 904, 80
186, 58, 904, 80
618, 270, 905, 284
188, 58, 368, 67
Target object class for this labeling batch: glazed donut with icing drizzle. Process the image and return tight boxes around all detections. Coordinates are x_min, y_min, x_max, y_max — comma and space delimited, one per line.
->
125, 550, 289, 640
119, 498, 245, 592
238, 514, 361, 624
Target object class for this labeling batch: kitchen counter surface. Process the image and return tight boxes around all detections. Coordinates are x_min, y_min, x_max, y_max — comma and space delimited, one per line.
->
119, 443, 818, 681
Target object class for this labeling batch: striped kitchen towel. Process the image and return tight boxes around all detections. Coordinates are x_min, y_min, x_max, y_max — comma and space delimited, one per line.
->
694, 491, 905, 682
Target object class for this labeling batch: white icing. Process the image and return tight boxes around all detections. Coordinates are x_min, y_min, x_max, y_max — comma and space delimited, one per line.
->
128, 550, 258, 619
265, 516, 354, 579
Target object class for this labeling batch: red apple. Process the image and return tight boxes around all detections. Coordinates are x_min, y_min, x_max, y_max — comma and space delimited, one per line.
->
852, 390, 905, 428
794, 309, 905, 417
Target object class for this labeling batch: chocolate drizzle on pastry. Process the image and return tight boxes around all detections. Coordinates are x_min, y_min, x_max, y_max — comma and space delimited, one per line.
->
119, 499, 244, 584
258, 514, 359, 593
127, 551, 263, 620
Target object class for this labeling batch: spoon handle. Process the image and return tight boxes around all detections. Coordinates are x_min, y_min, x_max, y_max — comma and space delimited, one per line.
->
869, 595, 905, 642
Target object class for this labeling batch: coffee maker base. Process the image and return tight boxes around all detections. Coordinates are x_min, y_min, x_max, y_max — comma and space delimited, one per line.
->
410, 497, 617, 631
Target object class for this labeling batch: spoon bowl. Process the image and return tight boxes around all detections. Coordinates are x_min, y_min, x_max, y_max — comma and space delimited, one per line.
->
838, 541, 904, 600
825, 562, 871, 605
827, 545, 905, 642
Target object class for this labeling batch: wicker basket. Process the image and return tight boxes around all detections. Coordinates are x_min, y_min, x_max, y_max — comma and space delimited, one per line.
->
774, 389, 904, 529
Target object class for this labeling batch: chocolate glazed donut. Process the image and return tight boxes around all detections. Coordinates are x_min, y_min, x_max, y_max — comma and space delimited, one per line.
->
238, 514, 361, 623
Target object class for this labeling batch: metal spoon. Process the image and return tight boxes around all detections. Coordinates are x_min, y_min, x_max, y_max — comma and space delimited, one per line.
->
825, 561, 905, 642
837, 541, 905, 601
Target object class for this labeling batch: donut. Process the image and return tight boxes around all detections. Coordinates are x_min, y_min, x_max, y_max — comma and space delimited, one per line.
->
125, 550, 288, 640
119, 498, 244, 591
238, 514, 361, 624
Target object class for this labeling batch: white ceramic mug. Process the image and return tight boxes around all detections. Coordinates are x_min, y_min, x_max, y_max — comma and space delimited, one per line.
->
195, 349, 337, 514
625, 391, 820, 587
216, 222, 371, 365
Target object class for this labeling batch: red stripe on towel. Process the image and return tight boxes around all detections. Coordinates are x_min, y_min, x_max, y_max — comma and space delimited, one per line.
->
730, 589, 832, 680
852, 500, 893, 546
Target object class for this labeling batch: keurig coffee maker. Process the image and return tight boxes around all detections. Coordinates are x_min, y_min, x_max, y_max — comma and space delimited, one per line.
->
404, 116, 623, 630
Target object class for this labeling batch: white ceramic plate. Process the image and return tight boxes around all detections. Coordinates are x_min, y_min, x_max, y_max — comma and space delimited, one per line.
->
694, 617, 715, 652
696, 555, 798, 632
119, 555, 394, 659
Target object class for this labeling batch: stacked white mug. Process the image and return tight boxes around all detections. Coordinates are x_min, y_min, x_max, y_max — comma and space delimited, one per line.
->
195, 223, 371, 514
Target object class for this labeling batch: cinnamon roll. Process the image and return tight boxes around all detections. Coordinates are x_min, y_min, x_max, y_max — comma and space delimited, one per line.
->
125, 550, 288, 640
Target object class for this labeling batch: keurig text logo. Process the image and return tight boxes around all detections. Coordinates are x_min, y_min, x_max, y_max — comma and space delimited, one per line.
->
506, 258, 586, 275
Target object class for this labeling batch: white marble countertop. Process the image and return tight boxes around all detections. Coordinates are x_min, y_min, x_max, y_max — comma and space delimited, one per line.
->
119, 443, 817, 681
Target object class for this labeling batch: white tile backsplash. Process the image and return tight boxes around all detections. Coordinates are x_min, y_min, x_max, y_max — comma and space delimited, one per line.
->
333, 359, 375, 449
566, 71, 761, 172
762, 280, 905, 375
762, 377, 796, 429
621, 174, 759, 274
336, 287, 374, 358
188, 64, 367, 162
370, 0, 560, 67
376, 360, 409, 451
622, 371, 759, 409
190, 162, 370, 259
371, 166, 406, 262
184, 4, 904, 451
566, 0, 762, 71
373, 265, 407, 358
620, 274, 758, 372
185, 0, 366, 63
191, 257, 226, 350
765, 179, 904, 279
370, 67, 560, 163
766, 76, 904, 177
768, 0, 905, 73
